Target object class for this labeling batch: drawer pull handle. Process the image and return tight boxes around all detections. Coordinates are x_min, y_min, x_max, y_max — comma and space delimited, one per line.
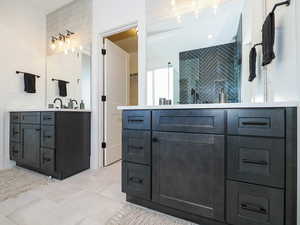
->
43, 117, 52, 121
128, 145, 143, 150
129, 177, 144, 184
241, 203, 267, 215
13, 131, 19, 136
13, 116, 19, 120
242, 122, 268, 126
128, 119, 144, 123
242, 159, 268, 166
43, 157, 52, 163
43, 135, 52, 139
152, 138, 159, 143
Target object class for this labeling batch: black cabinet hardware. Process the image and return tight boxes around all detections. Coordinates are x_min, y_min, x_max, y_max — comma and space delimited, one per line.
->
152, 137, 158, 143
240, 203, 267, 215
13, 130, 19, 135
242, 159, 268, 166
43, 157, 52, 163
128, 145, 143, 150
128, 119, 144, 123
129, 177, 144, 184
242, 121, 268, 126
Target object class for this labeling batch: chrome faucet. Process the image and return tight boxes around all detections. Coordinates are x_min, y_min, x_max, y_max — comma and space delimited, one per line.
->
71, 99, 78, 109
53, 98, 63, 109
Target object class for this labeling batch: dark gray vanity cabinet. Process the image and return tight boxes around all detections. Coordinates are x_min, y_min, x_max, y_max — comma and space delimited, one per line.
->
10, 111, 91, 180
20, 124, 41, 168
152, 132, 225, 221
122, 108, 297, 225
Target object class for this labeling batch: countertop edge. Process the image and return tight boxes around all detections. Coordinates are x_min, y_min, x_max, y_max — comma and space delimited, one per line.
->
117, 102, 300, 110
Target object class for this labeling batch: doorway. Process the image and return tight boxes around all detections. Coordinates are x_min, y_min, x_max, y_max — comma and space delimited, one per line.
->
102, 26, 139, 167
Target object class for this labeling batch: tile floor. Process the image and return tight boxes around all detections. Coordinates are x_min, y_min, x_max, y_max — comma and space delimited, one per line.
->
0, 162, 125, 225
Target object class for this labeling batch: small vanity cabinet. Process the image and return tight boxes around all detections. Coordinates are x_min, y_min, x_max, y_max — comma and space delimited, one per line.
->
121, 107, 297, 225
10, 111, 91, 180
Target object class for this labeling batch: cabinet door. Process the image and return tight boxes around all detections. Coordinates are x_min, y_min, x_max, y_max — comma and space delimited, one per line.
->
152, 132, 225, 221
20, 124, 41, 168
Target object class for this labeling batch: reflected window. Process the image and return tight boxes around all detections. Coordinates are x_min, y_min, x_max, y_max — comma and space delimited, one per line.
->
147, 67, 174, 105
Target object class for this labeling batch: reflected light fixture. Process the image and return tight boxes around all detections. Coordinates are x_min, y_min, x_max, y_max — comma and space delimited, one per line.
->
171, 0, 225, 22
50, 30, 82, 53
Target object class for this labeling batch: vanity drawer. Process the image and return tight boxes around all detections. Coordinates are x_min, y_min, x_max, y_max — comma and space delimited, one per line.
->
41, 126, 55, 149
10, 124, 21, 142
41, 112, 55, 125
123, 130, 151, 165
227, 136, 285, 188
228, 109, 285, 137
227, 181, 284, 225
10, 112, 21, 123
41, 148, 55, 174
10, 142, 20, 161
20, 112, 41, 124
123, 111, 151, 130
123, 162, 151, 200
152, 109, 225, 134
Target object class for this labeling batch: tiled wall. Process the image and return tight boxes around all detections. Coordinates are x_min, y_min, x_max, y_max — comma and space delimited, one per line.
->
46, 0, 92, 55
179, 42, 242, 104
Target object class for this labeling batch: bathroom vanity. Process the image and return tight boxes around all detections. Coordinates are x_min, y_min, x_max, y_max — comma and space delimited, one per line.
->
119, 104, 298, 225
9, 110, 91, 180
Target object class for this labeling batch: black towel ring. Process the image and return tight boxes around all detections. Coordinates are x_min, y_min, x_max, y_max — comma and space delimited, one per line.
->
16, 71, 40, 78
271, 0, 290, 13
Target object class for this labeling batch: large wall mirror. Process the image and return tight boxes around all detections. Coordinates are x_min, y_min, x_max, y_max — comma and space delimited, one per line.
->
46, 44, 91, 109
146, 0, 246, 105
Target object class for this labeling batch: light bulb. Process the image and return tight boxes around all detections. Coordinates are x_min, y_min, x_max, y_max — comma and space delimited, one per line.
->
64, 48, 68, 55
59, 40, 64, 47
79, 45, 83, 51
171, 0, 176, 7
71, 47, 75, 53
50, 37, 56, 50
66, 37, 71, 46
50, 42, 56, 50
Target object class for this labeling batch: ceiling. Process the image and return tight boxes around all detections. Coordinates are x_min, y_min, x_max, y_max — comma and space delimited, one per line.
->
27, 0, 75, 14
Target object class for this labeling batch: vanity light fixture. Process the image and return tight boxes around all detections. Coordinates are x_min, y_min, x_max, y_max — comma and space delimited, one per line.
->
171, 0, 225, 22
51, 37, 57, 50
50, 30, 81, 53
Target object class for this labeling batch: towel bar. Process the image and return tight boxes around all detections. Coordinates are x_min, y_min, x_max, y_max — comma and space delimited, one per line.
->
51, 78, 70, 84
16, 71, 40, 78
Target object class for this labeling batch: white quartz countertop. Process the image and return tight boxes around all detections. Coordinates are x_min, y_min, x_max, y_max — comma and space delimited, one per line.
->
8, 108, 91, 112
117, 102, 300, 110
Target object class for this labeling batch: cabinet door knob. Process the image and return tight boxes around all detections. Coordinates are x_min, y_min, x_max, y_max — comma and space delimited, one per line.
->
152, 137, 159, 143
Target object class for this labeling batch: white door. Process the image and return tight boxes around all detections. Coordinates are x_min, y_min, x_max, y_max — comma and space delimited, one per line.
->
104, 39, 129, 166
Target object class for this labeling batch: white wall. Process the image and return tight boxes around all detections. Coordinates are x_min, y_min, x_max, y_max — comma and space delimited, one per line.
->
0, 0, 46, 169
242, 0, 299, 103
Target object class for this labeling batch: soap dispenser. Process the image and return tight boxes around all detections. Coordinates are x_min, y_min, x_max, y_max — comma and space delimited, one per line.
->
80, 100, 85, 110
219, 88, 226, 103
